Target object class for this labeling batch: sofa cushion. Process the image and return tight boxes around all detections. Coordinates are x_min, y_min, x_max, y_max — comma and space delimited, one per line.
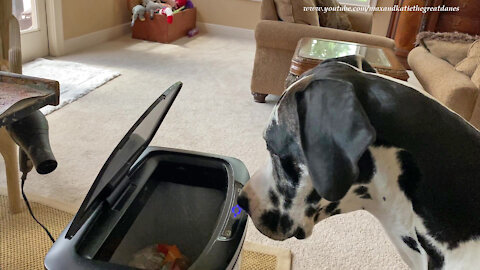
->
315, 0, 353, 31
273, 0, 319, 26
455, 57, 480, 77
417, 31, 479, 66
456, 40, 480, 88
471, 67, 480, 89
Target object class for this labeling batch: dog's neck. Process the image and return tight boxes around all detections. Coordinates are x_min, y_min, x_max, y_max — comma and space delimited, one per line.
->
319, 146, 415, 229
316, 146, 423, 267
359, 147, 415, 227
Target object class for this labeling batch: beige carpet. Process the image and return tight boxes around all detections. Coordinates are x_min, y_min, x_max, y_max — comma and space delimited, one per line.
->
0, 195, 73, 270
0, 33, 407, 269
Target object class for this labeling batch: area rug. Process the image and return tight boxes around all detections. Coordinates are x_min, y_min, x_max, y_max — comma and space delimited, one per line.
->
239, 241, 291, 270
0, 195, 73, 270
23, 58, 120, 115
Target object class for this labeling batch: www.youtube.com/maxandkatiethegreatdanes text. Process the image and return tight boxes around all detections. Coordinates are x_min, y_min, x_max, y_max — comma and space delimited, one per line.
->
304, 4, 460, 14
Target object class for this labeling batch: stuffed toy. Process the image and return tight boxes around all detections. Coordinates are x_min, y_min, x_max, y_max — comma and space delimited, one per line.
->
143, 0, 170, 19
159, 7, 174, 24
175, 0, 194, 9
131, 4, 146, 26
162, 0, 177, 8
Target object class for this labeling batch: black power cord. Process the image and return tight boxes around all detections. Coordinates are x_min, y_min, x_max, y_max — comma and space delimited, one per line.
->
21, 172, 55, 243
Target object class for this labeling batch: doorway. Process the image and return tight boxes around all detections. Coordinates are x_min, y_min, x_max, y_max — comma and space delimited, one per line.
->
12, 0, 49, 62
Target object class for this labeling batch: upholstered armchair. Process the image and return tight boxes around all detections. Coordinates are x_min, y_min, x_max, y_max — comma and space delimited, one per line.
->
250, 0, 395, 102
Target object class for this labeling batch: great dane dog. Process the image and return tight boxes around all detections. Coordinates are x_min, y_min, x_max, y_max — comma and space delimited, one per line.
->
238, 56, 480, 269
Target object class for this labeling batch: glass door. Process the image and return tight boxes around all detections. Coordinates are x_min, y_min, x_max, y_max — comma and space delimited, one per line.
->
12, 0, 48, 62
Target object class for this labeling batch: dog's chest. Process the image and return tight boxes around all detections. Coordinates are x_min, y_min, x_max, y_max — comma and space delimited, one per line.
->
366, 147, 480, 270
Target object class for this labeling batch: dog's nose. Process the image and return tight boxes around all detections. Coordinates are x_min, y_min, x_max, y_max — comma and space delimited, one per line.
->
237, 192, 250, 214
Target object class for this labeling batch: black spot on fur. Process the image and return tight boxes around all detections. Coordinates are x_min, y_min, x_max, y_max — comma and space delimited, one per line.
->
330, 209, 341, 216
271, 157, 297, 197
325, 201, 340, 214
283, 198, 292, 210
383, 197, 386, 201
416, 232, 444, 270
356, 150, 376, 184
260, 210, 280, 232
306, 189, 322, 204
274, 169, 297, 201
279, 155, 301, 185
294, 227, 306, 239
401, 236, 421, 253
354, 186, 372, 199
360, 194, 372, 199
279, 214, 293, 234
269, 189, 279, 207
275, 182, 286, 196
314, 213, 320, 222
265, 122, 296, 156
305, 206, 317, 217
237, 195, 249, 214
397, 149, 480, 249
397, 150, 421, 202
354, 186, 368, 195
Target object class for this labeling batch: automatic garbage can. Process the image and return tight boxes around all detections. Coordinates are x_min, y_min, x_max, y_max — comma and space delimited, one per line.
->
44, 82, 249, 270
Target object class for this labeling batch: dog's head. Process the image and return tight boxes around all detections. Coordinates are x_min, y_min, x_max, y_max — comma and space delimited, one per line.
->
238, 56, 377, 240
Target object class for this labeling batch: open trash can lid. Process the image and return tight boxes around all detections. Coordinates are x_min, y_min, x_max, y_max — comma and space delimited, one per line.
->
66, 82, 182, 239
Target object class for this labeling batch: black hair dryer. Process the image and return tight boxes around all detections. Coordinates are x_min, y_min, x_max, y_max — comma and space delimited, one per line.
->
6, 110, 57, 175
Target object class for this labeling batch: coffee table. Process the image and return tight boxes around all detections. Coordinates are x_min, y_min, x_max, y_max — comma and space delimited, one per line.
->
287, 38, 409, 87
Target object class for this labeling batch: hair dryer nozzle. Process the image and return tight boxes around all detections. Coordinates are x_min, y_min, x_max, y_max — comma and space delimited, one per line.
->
7, 110, 57, 174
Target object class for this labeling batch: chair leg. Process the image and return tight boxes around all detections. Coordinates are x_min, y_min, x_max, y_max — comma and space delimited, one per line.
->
252, 92, 268, 103
0, 127, 22, 213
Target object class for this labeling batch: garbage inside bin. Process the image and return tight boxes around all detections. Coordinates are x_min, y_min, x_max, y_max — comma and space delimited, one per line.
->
44, 82, 249, 270
129, 244, 189, 270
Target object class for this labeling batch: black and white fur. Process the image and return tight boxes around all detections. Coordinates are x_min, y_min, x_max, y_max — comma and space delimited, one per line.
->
238, 56, 480, 270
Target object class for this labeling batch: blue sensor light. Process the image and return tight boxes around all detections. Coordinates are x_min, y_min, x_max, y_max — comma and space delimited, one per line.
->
232, 205, 242, 218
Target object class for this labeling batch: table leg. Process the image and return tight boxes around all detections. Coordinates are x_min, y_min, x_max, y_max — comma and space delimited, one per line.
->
0, 127, 22, 213
252, 92, 268, 103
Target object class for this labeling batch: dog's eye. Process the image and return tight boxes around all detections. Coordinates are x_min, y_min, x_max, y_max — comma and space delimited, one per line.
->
279, 156, 301, 185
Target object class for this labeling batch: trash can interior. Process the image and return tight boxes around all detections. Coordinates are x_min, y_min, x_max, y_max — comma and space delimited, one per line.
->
88, 156, 228, 267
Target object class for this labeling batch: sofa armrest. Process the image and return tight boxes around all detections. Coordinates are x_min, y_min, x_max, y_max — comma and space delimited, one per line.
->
255, 20, 394, 52
408, 46, 478, 120
346, 11, 372, 34
261, 0, 279, 21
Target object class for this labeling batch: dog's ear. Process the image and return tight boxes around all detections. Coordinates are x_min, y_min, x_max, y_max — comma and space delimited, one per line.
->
295, 79, 375, 201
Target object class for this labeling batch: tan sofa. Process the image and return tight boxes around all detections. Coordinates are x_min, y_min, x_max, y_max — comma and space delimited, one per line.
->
408, 45, 480, 129
250, 0, 395, 102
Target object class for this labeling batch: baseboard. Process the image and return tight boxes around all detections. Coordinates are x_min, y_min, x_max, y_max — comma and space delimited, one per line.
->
62, 22, 252, 55
196, 22, 254, 40
0, 187, 78, 214
63, 23, 131, 55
